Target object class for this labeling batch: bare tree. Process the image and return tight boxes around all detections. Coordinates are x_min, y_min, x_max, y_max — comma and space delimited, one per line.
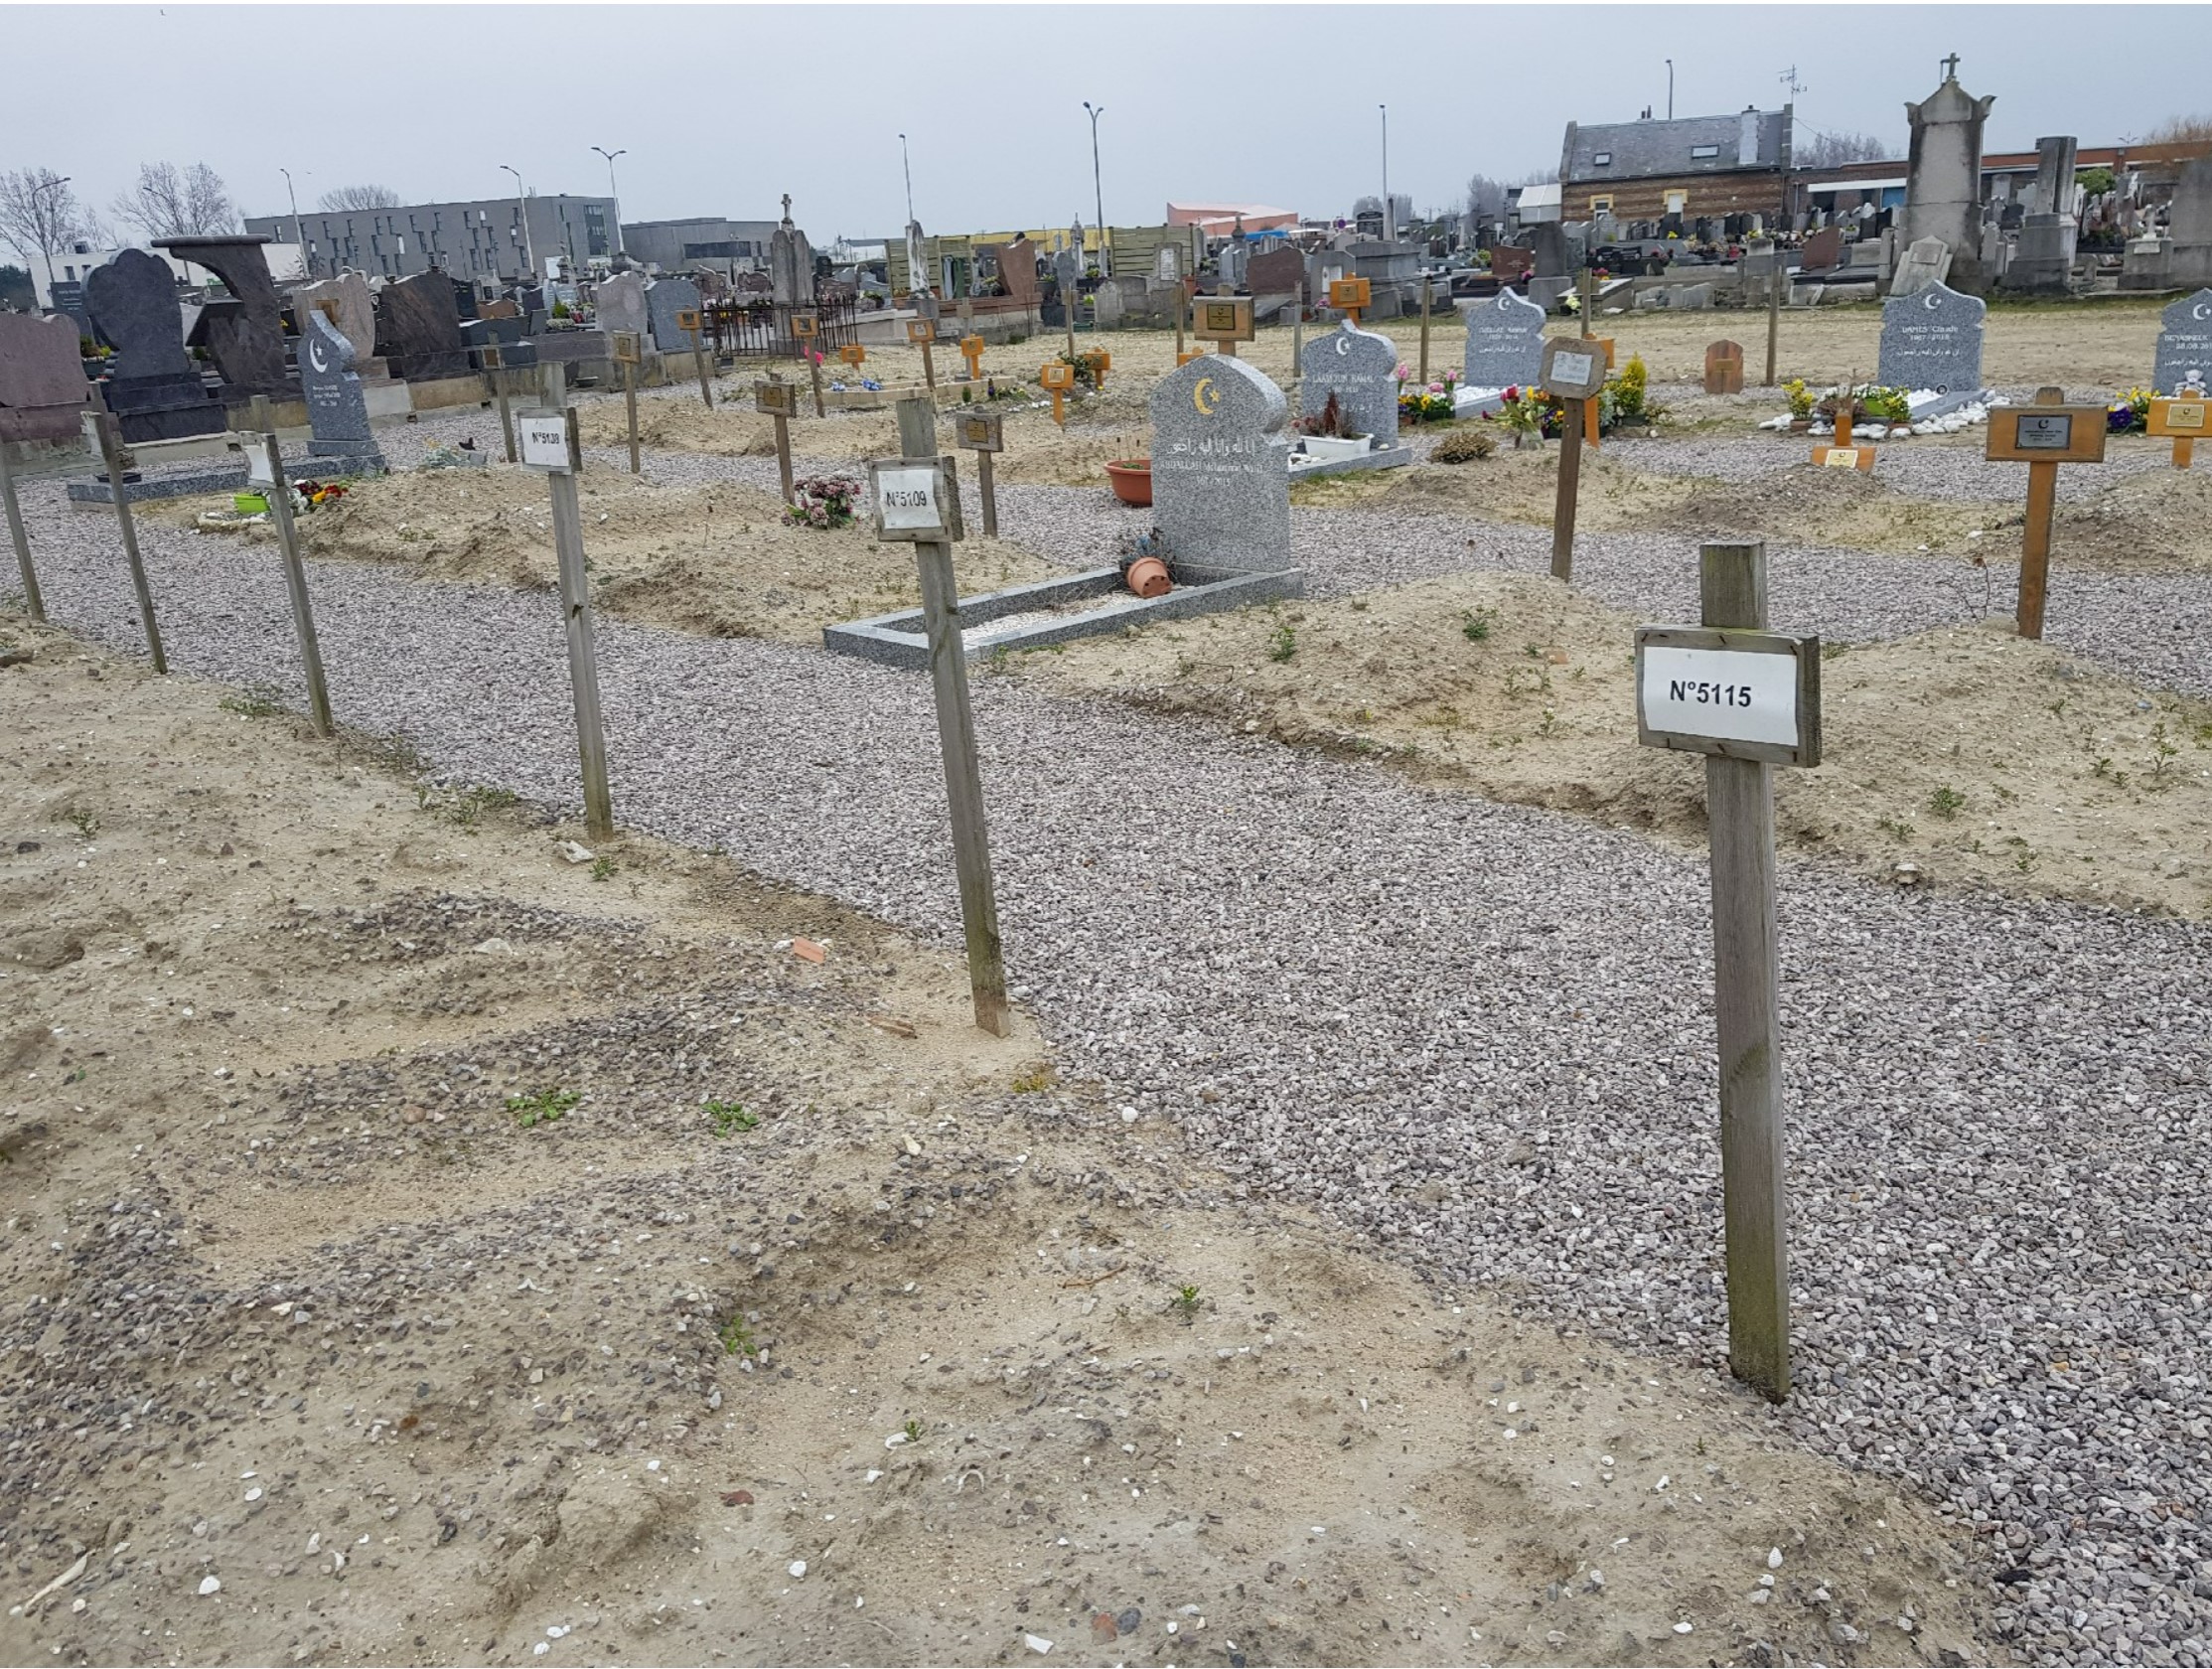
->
1465, 173, 1510, 223
110, 161, 237, 241
317, 184, 400, 212
2147, 113, 2212, 143
0, 166, 86, 288
1795, 130, 1893, 169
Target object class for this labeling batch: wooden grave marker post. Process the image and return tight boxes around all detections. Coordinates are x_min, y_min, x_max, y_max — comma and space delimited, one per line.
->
475, 344, 517, 463
954, 408, 1003, 535
1038, 360, 1076, 426
1634, 539, 1823, 1404
1579, 266, 1596, 339
754, 377, 800, 505
677, 308, 714, 410
0, 439, 45, 624
879, 394, 1011, 1037
516, 404, 614, 841
1192, 294, 1255, 361
959, 334, 986, 382
1417, 273, 1433, 385
610, 328, 644, 475
907, 317, 938, 390
243, 409, 334, 737
791, 311, 825, 416
1764, 260, 1782, 387
1703, 339, 1744, 395
1173, 279, 1187, 360
92, 410, 166, 673
1986, 386, 2108, 640
838, 342, 868, 390
1812, 394, 1877, 472
2147, 394, 2206, 469
1327, 275, 1371, 327
1542, 337, 1608, 582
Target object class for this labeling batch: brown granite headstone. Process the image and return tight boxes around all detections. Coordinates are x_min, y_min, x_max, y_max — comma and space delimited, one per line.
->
1801, 227, 1843, 273
1703, 339, 1745, 394
0, 313, 93, 444
994, 236, 1040, 305
1491, 245, 1536, 283
1247, 245, 1306, 299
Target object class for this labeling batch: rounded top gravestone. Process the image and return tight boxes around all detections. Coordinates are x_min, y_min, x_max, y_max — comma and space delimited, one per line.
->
645, 276, 703, 352
1147, 355, 1290, 575
84, 247, 193, 382
1462, 287, 1548, 390
1876, 280, 1986, 394
1298, 319, 1401, 444
2155, 289, 2212, 395
0, 312, 95, 443
595, 271, 649, 344
292, 271, 377, 365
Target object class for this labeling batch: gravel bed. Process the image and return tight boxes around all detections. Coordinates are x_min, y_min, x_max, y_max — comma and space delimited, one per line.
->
13, 473, 2212, 1665
1608, 429, 2173, 503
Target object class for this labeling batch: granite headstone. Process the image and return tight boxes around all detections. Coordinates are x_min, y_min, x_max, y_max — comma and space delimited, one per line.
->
83, 247, 223, 441
1876, 280, 1985, 394
2154, 289, 2212, 393
373, 272, 471, 380
996, 236, 1040, 305
1889, 234, 1954, 298
0, 312, 94, 444
1148, 355, 1290, 574
646, 276, 702, 351
595, 271, 648, 345
156, 234, 292, 397
1299, 320, 1401, 444
298, 310, 387, 475
290, 270, 377, 365
1247, 244, 1305, 299
1462, 287, 1547, 387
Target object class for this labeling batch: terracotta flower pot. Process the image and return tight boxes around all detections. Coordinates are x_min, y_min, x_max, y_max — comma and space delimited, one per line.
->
1123, 554, 1172, 598
1106, 458, 1152, 507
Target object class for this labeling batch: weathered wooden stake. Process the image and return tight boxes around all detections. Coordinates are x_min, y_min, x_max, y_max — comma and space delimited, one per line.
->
921, 338, 937, 391
1700, 539, 1790, 1404
1580, 267, 1596, 340
257, 431, 334, 737
772, 413, 795, 506
692, 331, 715, 410
623, 360, 642, 475
976, 448, 998, 536
1764, 262, 1781, 387
494, 367, 517, 463
1417, 275, 1432, 385
544, 407, 614, 841
2017, 386, 2063, 641
1174, 289, 1186, 360
1551, 396, 1586, 581
0, 439, 46, 623
808, 353, 826, 419
894, 394, 1009, 1038
93, 411, 165, 674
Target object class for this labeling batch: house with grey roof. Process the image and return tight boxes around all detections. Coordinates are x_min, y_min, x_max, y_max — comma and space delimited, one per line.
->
1559, 107, 1795, 225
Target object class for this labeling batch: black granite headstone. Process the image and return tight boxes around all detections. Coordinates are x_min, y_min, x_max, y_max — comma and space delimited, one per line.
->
82, 247, 223, 442
374, 272, 471, 380
299, 310, 386, 474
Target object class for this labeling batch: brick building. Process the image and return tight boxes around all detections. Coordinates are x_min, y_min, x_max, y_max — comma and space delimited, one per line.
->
1558, 107, 1795, 224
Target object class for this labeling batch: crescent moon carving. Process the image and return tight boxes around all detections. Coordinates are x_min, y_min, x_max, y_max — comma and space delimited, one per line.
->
1334, 335, 1351, 357
1193, 377, 1220, 416
307, 337, 329, 375
2194, 302, 2212, 321
1924, 292, 1942, 311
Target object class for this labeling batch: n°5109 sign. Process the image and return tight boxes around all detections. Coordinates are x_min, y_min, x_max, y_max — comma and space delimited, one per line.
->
1635, 625, 1821, 767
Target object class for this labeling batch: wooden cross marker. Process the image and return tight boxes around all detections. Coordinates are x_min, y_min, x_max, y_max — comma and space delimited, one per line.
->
2147, 394, 2205, 469
754, 377, 799, 506
1191, 295, 1254, 360
791, 311, 825, 416
1327, 275, 1371, 326
92, 411, 166, 673
959, 334, 986, 381
1812, 389, 1876, 472
0, 439, 45, 624
1635, 540, 1824, 1405
677, 308, 714, 410
609, 329, 644, 475
1542, 338, 1607, 582
1986, 385, 2108, 640
516, 404, 613, 841
839, 342, 868, 373
1038, 360, 1075, 425
476, 344, 517, 462
882, 394, 1010, 1037
907, 318, 938, 390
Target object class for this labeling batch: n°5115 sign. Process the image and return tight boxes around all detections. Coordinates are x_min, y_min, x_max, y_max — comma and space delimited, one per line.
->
1635, 625, 1821, 767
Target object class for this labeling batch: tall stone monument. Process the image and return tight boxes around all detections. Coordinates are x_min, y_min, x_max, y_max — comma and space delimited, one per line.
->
1897, 56, 1994, 295
768, 195, 814, 309
904, 220, 931, 299
2003, 135, 2080, 294
154, 233, 294, 399
83, 247, 224, 441
297, 310, 387, 476
2166, 156, 2212, 289
1147, 356, 1291, 575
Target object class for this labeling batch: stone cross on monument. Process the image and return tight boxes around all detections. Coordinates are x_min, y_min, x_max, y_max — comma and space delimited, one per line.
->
781, 194, 793, 225
1940, 53, 1961, 80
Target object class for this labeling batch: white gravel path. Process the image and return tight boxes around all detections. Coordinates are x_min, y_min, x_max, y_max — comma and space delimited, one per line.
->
10, 464, 2212, 1665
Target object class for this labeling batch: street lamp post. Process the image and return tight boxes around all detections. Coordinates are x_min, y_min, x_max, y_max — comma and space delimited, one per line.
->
1380, 104, 1391, 240
899, 133, 915, 225
1083, 101, 1108, 277
501, 164, 535, 282
29, 173, 71, 293
1667, 59, 1675, 121
280, 167, 310, 278
592, 146, 627, 259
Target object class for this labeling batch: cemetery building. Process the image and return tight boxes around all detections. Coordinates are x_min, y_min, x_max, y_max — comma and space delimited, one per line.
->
243, 194, 618, 284
619, 216, 782, 277
1558, 106, 1795, 224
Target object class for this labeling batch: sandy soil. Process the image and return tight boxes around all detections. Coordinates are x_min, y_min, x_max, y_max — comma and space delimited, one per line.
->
144, 466, 1056, 646
0, 616, 2002, 1666
999, 573, 2212, 921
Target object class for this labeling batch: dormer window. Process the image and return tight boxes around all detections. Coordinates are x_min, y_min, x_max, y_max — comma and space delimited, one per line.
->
1592, 151, 1613, 166
1691, 144, 1720, 159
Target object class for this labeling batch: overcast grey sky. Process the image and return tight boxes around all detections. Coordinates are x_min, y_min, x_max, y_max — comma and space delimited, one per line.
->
6, 4, 2210, 244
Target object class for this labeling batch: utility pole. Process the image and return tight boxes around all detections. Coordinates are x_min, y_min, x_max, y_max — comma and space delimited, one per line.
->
1666, 59, 1675, 120
899, 133, 915, 225
501, 164, 535, 281
592, 147, 627, 257
1084, 101, 1109, 277
1379, 104, 1391, 237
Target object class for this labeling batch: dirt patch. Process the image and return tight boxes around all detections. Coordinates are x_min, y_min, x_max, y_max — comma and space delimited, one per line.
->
1001, 573, 2212, 919
0, 615, 2005, 1666
145, 464, 1056, 646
